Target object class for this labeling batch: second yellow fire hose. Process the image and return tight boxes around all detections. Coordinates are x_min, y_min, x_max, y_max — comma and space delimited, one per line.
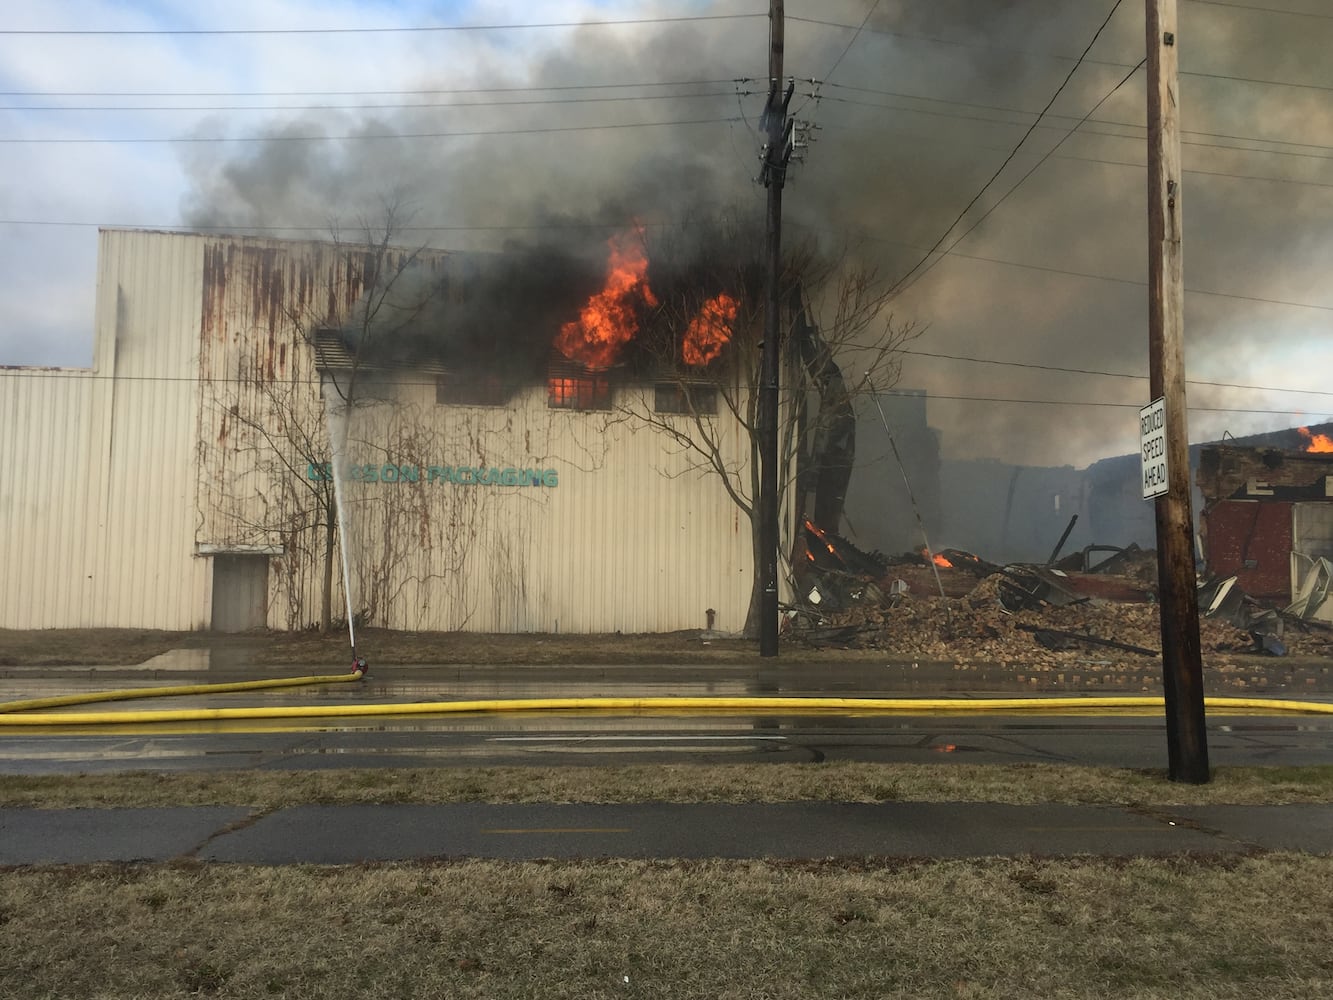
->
0, 669, 1330, 728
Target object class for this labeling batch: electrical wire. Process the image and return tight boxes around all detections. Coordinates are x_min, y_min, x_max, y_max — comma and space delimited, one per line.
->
820, 0, 882, 84
0, 115, 744, 144
1054, 151, 1333, 190
1, 367, 1328, 418
0, 78, 750, 99
884, 0, 1130, 300
898, 348, 1333, 397
0, 91, 747, 113
1185, 0, 1333, 19
0, 13, 767, 36
812, 86, 1333, 159
888, 57, 1146, 302
2, 211, 1329, 318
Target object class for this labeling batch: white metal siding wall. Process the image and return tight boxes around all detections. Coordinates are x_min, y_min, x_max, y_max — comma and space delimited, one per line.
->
91, 231, 207, 628
2, 229, 772, 634
324, 382, 755, 634
0, 373, 104, 627
0, 230, 206, 629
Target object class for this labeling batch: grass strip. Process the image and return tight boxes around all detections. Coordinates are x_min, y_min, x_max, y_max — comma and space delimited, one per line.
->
2, 855, 1332, 999
3, 762, 1332, 810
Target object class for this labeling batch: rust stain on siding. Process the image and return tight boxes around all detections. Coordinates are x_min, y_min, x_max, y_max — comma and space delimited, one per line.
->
201, 243, 228, 347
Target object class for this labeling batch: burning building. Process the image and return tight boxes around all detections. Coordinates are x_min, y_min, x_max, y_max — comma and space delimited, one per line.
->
0, 228, 792, 633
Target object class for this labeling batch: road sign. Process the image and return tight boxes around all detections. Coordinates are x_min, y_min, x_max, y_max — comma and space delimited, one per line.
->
1140, 397, 1168, 499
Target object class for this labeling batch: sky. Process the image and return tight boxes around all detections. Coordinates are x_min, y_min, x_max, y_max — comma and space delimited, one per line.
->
2, 0, 1330, 469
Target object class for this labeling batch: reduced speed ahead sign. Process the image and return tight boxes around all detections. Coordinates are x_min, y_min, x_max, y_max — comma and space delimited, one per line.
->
1140, 397, 1168, 500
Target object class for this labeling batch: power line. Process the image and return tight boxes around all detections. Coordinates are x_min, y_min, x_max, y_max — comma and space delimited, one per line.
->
1185, 0, 1333, 19
885, 0, 1129, 299
788, 14, 1137, 71
5, 213, 1329, 315
0, 13, 766, 36
820, 80, 1333, 153
780, 219, 1333, 313
0, 91, 747, 113
820, 0, 882, 83
889, 59, 1146, 303
926, 247, 1333, 313
901, 348, 1333, 396
0, 219, 686, 233
0, 78, 749, 99
0, 115, 742, 144
802, 101, 1333, 182
1, 365, 1327, 417
1187, 68, 1333, 95
1055, 151, 1333, 190
812, 91, 1333, 161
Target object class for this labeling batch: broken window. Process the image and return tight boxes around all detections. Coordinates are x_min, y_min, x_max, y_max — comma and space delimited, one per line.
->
548, 374, 611, 411
653, 382, 718, 415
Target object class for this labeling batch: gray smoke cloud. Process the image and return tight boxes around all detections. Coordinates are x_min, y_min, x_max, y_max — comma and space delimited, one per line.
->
179, 0, 1333, 467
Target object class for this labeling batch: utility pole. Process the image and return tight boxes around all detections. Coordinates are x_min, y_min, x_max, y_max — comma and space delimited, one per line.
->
1146, 0, 1209, 783
758, 0, 792, 657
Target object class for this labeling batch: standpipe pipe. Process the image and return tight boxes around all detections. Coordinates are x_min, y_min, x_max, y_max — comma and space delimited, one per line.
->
0, 670, 363, 715
1, 694, 1331, 728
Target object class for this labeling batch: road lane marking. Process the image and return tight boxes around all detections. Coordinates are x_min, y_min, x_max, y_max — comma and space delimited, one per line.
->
482, 827, 632, 835
487, 735, 787, 742
1023, 826, 1172, 833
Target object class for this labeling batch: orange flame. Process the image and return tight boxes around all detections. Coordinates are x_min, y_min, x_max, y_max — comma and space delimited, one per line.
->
1298, 427, 1333, 453
554, 227, 658, 370
804, 518, 840, 557
683, 293, 738, 367
932, 553, 953, 568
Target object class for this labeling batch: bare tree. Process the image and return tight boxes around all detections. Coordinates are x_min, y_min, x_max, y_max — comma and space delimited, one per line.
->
202, 205, 453, 632
625, 219, 921, 637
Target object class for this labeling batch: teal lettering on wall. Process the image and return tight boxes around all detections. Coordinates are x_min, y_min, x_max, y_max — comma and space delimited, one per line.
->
308, 461, 559, 486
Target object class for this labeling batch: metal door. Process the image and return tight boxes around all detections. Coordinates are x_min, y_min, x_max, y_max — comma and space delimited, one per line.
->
211, 555, 269, 631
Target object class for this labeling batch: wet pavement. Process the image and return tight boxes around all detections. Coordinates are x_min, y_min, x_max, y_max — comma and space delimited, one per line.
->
1, 657, 1332, 774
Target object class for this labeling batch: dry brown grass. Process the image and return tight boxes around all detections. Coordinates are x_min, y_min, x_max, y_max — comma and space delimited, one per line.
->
0, 629, 187, 667
3, 854, 1331, 999
0, 627, 845, 667
2, 762, 1331, 810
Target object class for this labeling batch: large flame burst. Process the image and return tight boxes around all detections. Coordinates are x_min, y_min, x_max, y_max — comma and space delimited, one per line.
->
553, 227, 740, 370
1298, 426, 1333, 453
554, 227, 658, 370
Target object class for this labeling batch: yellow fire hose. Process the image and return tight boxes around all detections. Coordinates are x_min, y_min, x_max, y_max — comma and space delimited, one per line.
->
0, 670, 364, 717
0, 684, 1331, 728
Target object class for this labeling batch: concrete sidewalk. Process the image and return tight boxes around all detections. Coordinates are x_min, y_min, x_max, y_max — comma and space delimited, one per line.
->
3, 801, 1331, 865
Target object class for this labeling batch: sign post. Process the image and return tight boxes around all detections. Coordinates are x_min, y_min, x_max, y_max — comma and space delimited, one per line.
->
1146, 0, 1209, 783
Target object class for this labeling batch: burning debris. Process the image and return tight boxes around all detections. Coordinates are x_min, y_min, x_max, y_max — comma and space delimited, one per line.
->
787, 523, 1333, 667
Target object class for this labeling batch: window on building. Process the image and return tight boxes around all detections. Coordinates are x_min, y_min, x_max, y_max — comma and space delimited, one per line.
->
654, 382, 718, 415
436, 372, 506, 407
548, 372, 611, 411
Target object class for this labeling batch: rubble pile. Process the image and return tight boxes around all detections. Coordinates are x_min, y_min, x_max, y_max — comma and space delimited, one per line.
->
790, 563, 1333, 665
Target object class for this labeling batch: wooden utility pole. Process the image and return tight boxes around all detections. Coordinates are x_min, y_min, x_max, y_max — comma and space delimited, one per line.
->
758, 0, 789, 657
1146, 0, 1210, 783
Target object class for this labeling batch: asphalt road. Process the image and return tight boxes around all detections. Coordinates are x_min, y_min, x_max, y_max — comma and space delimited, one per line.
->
5, 801, 1333, 865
